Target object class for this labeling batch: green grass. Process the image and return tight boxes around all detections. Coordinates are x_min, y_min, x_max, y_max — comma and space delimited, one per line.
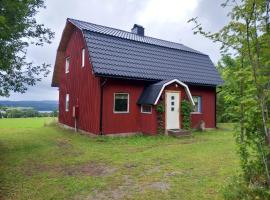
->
0, 118, 239, 200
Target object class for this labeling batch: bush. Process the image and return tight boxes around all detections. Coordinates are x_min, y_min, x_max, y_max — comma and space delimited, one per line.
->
181, 100, 192, 130
156, 102, 165, 134
223, 176, 270, 200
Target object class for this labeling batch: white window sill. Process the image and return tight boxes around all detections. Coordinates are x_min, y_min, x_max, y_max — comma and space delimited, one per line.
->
191, 112, 202, 114
141, 112, 152, 114
113, 111, 129, 114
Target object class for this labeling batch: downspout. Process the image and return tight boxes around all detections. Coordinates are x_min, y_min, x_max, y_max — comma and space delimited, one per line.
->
99, 78, 107, 135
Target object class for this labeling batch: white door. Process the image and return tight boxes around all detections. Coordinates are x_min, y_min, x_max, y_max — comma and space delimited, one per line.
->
166, 92, 180, 130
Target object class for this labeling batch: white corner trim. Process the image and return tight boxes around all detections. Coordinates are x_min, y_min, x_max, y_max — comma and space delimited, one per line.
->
154, 79, 195, 106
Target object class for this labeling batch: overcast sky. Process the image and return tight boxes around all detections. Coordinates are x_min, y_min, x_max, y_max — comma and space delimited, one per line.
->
0, 0, 229, 101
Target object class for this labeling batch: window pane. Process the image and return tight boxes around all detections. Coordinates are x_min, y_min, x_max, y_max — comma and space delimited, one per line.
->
142, 105, 151, 113
82, 49, 85, 67
193, 96, 202, 112
65, 58, 70, 73
114, 94, 128, 112
66, 94, 69, 111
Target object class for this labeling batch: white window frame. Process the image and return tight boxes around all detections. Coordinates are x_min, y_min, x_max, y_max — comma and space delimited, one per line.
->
65, 94, 69, 112
141, 105, 152, 114
65, 57, 70, 73
82, 48, 85, 67
113, 93, 129, 113
191, 96, 202, 113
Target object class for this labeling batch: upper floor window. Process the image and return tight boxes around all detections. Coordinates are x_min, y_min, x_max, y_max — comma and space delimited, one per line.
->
193, 96, 202, 113
82, 48, 85, 67
65, 94, 69, 112
114, 93, 129, 113
141, 105, 152, 113
65, 57, 70, 73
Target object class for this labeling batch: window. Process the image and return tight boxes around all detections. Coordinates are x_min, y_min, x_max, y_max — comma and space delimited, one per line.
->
65, 57, 70, 73
141, 105, 152, 113
193, 96, 202, 113
114, 93, 129, 113
65, 94, 69, 112
82, 48, 85, 67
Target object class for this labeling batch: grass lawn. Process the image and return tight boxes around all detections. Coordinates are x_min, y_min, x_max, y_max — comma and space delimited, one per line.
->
0, 118, 239, 200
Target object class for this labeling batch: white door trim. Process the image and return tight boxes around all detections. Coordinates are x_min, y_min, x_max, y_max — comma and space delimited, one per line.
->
154, 79, 194, 106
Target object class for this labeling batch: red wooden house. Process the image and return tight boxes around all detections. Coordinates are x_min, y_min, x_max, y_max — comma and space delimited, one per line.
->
52, 19, 223, 136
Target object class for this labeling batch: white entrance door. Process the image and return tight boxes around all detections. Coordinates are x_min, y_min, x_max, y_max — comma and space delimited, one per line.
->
166, 92, 180, 130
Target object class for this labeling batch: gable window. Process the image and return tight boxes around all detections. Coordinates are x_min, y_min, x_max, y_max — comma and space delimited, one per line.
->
141, 105, 152, 113
193, 96, 202, 113
82, 48, 85, 67
65, 57, 70, 73
114, 93, 129, 113
65, 94, 69, 112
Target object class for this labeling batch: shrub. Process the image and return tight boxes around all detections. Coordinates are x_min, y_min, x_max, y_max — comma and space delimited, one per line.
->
181, 100, 192, 130
156, 101, 165, 134
223, 176, 270, 200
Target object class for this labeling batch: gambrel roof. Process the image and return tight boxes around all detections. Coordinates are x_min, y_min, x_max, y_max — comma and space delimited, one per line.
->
52, 18, 223, 87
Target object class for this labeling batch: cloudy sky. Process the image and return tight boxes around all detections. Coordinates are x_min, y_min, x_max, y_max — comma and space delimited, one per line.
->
0, 0, 229, 101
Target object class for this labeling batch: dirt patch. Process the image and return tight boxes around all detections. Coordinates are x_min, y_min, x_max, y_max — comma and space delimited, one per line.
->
22, 160, 51, 176
22, 160, 116, 177
148, 181, 170, 192
124, 163, 137, 169
56, 138, 73, 148
79, 174, 170, 200
143, 166, 161, 175
164, 171, 183, 177
55, 138, 83, 157
63, 161, 117, 177
79, 175, 134, 200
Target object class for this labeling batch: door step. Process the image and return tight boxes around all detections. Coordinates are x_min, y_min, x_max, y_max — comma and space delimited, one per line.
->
167, 129, 192, 137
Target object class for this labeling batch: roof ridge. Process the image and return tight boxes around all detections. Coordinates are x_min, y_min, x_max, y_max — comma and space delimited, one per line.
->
67, 18, 205, 55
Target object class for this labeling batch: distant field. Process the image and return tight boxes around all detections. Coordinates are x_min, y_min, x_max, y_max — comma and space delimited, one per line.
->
0, 118, 239, 200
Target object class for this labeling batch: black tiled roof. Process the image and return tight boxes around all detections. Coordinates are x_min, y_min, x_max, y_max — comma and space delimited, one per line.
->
68, 18, 223, 86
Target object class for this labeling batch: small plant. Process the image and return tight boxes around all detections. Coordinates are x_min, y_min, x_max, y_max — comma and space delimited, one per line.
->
156, 103, 165, 114
156, 101, 165, 134
181, 100, 192, 130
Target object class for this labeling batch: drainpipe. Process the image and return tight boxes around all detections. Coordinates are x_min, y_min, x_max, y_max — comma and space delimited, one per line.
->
99, 78, 107, 135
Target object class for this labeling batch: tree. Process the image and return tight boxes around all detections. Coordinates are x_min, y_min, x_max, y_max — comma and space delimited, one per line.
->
0, 0, 54, 96
189, 0, 270, 198
216, 56, 241, 123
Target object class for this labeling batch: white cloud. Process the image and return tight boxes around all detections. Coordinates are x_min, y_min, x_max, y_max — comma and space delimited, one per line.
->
136, 0, 198, 25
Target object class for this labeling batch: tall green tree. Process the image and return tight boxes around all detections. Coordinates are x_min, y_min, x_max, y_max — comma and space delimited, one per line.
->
189, 0, 270, 198
0, 0, 54, 96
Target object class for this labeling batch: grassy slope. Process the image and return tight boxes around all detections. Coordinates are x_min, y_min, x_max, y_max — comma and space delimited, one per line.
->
0, 118, 239, 200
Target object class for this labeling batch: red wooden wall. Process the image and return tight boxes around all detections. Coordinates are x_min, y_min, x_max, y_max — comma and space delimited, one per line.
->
102, 79, 158, 135
58, 26, 100, 134
189, 86, 216, 128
